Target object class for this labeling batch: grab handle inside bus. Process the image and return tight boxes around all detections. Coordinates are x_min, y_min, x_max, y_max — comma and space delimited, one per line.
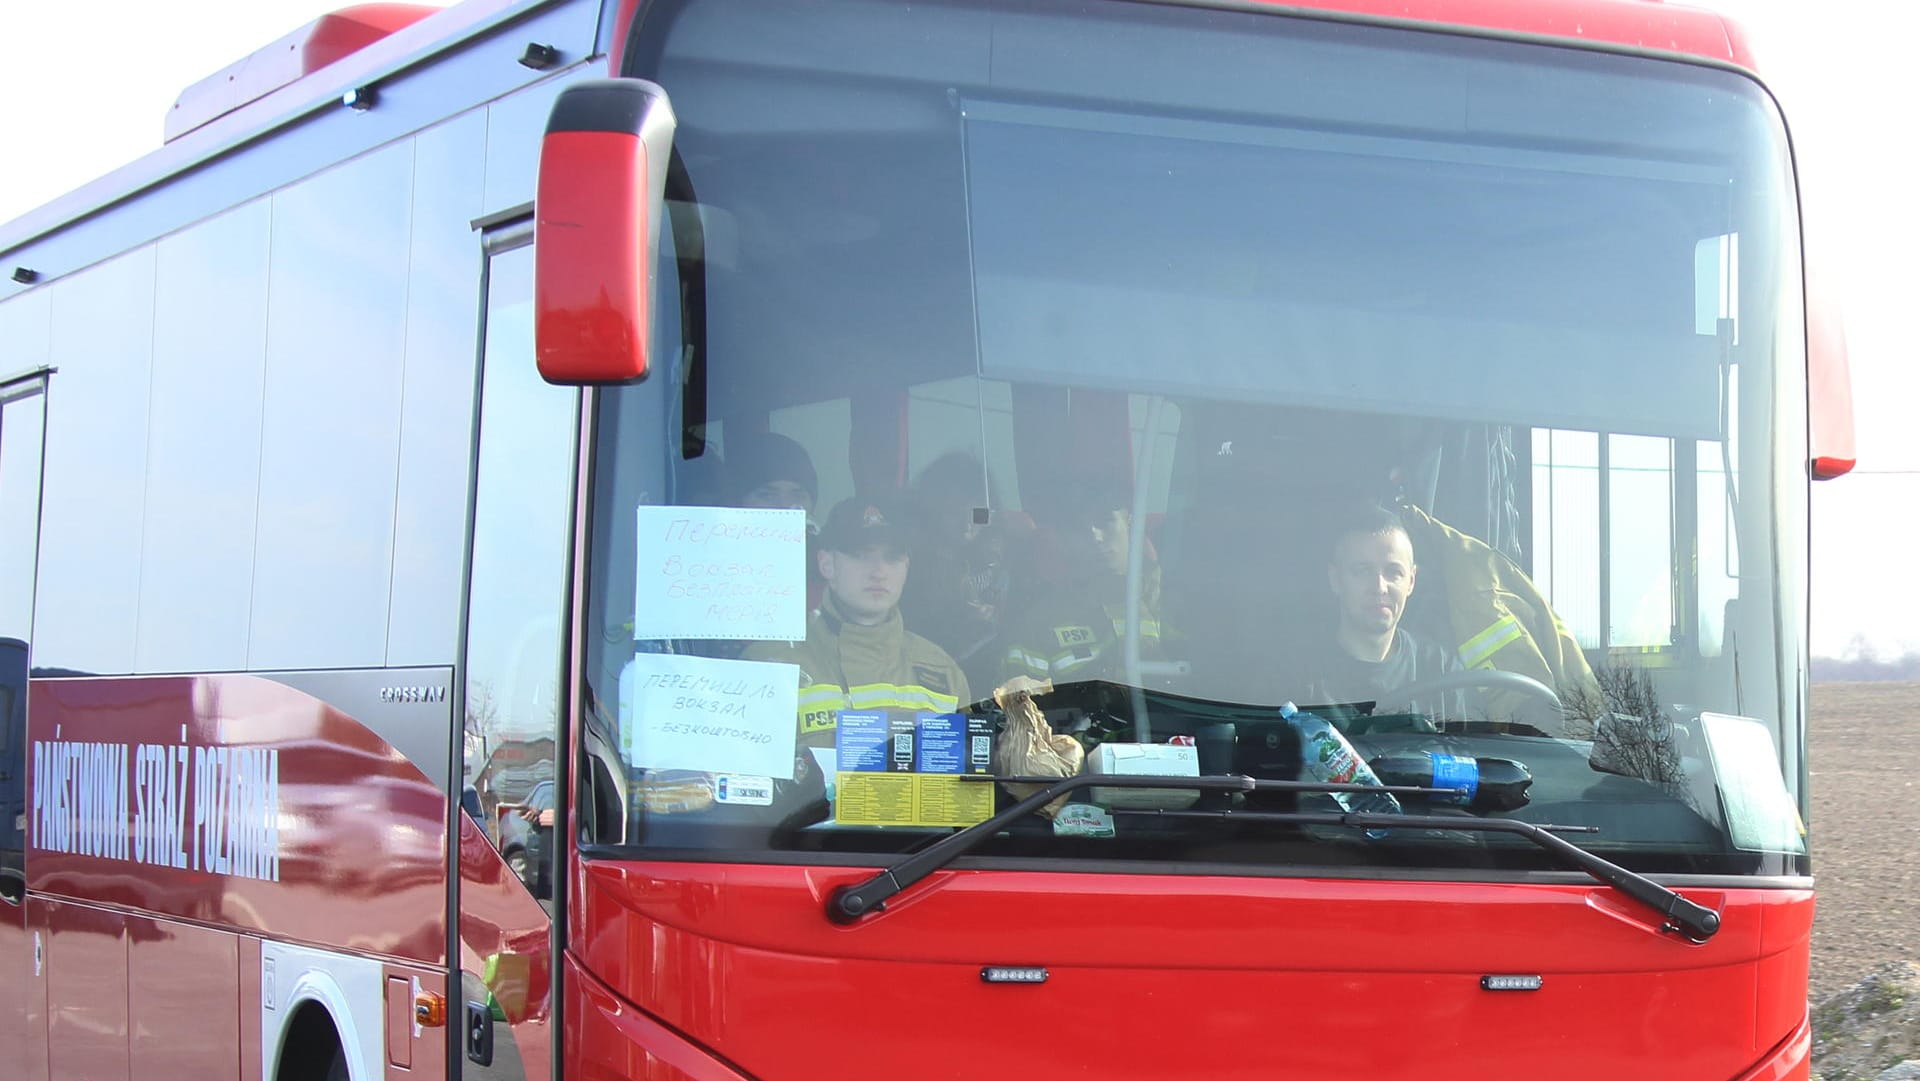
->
534, 78, 677, 385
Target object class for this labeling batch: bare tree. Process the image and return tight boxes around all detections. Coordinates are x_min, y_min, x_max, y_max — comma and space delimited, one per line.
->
1555, 677, 1606, 742
1582, 665, 1688, 797
465, 681, 501, 800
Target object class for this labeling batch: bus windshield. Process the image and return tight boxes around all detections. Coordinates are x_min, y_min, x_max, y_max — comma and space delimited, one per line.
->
580, 0, 1808, 878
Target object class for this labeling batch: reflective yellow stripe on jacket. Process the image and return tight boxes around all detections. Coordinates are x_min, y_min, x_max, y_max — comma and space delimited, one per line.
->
798, 681, 962, 735
1458, 614, 1525, 670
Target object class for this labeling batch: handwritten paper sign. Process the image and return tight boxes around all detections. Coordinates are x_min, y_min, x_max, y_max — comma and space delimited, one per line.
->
618, 653, 799, 779
634, 506, 807, 641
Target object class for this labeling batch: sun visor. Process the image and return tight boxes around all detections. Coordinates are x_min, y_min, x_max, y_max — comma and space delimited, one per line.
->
962, 101, 1730, 439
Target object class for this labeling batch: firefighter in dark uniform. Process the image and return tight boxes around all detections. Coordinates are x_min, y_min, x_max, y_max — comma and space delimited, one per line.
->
998, 481, 1167, 695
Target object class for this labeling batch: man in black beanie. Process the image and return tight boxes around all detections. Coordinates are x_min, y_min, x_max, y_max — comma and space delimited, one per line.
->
729, 431, 819, 529
726, 430, 825, 613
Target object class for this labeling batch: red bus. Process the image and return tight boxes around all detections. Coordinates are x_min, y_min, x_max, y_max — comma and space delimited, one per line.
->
0, 0, 1856, 1078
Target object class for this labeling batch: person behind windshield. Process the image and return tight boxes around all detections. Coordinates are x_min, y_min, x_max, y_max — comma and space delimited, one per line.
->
998, 477, 1166, 697
729, 430, 819, 523
722, 430, 824, 623
746, 494, 971, 765
1301, 502, 1464, 727
902, 451, 1030, 682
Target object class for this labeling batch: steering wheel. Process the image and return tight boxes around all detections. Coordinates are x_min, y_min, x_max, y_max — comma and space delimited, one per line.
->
1369, 668, 1562, 720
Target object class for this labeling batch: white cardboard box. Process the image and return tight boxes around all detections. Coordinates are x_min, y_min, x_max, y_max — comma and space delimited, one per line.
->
1088, 743, 1201, 810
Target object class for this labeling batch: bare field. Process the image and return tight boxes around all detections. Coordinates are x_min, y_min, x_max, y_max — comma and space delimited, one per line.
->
1810, 681, 1920, 999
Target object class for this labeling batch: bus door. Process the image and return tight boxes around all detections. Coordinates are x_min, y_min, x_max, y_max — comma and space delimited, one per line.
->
455, 225, 578, 1081
0, 374, 47, 1078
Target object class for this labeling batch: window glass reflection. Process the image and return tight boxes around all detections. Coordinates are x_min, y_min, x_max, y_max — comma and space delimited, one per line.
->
463, 244, 576, 902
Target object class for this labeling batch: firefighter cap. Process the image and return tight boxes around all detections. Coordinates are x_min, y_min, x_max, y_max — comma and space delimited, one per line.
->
819, 494, 915, 554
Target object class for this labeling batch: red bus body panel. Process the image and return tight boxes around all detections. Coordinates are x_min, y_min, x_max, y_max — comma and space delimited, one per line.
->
1739, 1016, 1814, 1081
24, 672, 551, 1079
43, 901, 130, 1081
129, 917, 242, 1080
567, 955, 752, 1081
569, 861, 1812, 1079
1259, 0, 1747, 64
27, 676, 447, 962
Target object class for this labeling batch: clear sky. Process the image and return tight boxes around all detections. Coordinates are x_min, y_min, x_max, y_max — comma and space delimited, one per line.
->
0, 0, 1908, 659
0, 1, 363, 218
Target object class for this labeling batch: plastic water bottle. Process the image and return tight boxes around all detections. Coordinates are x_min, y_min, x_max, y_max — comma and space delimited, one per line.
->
1368, 752, 1532, 811
1281, 703, 1402, 829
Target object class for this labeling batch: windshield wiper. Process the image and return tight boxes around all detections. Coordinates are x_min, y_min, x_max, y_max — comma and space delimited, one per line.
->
827, 772, 1443, 923
825, 773, 1722, 942
1133, 806, 1720, 941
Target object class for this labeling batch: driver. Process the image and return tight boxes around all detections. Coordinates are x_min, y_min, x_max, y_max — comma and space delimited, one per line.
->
1300, 503, 1466, 726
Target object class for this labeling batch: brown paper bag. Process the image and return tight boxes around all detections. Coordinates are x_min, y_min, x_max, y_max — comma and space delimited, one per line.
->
992, 678, 1085, 819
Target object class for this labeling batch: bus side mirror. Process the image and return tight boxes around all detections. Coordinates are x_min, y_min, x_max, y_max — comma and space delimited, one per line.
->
1806, 259, 1855, 480
534, 79, 676, 385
